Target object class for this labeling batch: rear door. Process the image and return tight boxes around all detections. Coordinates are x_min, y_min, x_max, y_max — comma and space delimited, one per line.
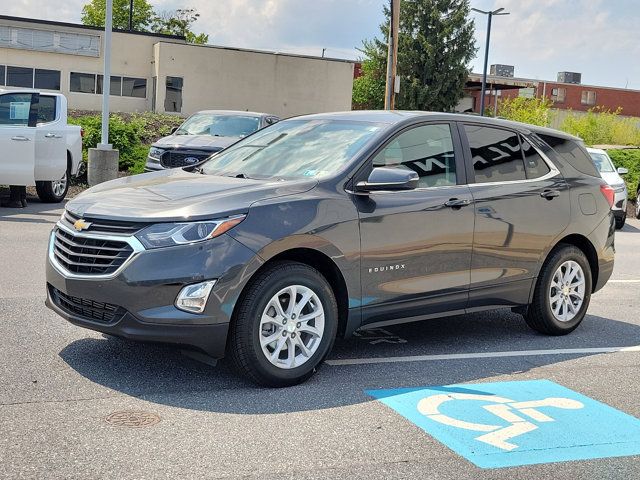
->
0, 92, 37, 185
35, 95, 67, 181
355, 122, 474, 326
460, 123, 570, 307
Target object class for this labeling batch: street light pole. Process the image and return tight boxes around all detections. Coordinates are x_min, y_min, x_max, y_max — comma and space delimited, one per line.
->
100, 0, 113, 149
472, 7, 509, 116
129, 0, 134, 31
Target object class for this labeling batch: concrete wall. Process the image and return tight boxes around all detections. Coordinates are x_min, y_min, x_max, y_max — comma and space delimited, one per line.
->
153, 42, 354, 117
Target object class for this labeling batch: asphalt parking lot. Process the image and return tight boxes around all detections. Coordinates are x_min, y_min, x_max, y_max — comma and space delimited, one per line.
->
1, 200, 640, 479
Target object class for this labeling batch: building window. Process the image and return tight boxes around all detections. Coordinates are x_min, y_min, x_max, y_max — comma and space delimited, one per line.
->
581, 90, 596, 106
97, 75, 122, 96
165, 76, 183, 112
0, 65, 5, 86
70, 72, 96, 94
34, 69, 61, 90
122, 77, 147, 98
551, 87, 566, 103
6, 66, 34, 88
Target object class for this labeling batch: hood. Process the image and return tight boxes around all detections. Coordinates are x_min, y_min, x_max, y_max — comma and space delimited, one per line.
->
66, 169, 317, 222
154, 134, 239, 151
600, 171, 625, 188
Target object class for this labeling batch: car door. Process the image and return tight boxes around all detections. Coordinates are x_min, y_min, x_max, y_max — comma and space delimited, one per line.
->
0, 92, 37, 185
35, 95, 67, 181
460, 123, 570, 308
354, 122, 474, 326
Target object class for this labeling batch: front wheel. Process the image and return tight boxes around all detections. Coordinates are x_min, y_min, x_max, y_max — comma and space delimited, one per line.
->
228, 261, 338, 387
524, 245, 592, 335
36, 169, 69, 203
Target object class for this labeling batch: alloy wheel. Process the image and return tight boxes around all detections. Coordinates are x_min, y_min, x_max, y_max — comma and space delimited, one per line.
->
52, 172, 68, 198
259, 284, 325, 369
549, 260, 585, 322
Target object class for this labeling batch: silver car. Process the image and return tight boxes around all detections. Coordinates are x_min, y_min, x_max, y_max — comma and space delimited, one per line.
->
587, 147, 628, 228
145, 110, 280, 172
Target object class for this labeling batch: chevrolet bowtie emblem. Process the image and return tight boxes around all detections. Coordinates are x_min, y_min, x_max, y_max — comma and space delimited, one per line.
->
73, 219, 92, 231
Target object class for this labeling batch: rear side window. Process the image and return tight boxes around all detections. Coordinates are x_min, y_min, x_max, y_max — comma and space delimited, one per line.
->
464, 125, 526, 183
522, 138, 550, 179
37, 95, 57, 123
539, 134, 599, 177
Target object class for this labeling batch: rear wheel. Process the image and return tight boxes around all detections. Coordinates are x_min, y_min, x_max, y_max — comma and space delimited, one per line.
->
36, 168, 69, 203
524, 245, 592, 335
228, 261, 338, 387
635, 197, 640, 219
615, 213, 626, 229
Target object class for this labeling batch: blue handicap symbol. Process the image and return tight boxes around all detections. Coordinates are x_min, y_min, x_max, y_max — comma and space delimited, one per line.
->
367, 380, 640, 468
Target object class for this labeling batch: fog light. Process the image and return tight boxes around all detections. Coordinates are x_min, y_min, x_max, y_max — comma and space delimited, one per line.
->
175, 280, 216, 313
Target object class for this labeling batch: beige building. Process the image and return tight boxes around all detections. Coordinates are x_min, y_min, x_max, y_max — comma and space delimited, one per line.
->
0, 15, 355, 118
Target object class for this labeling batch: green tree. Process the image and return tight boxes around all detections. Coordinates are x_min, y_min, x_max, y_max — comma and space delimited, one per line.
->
496, 96, 553, 127
81, 0, 155, 31
352, 42, 386, 109
354, 0, 476, 111
151, 9, 209, 45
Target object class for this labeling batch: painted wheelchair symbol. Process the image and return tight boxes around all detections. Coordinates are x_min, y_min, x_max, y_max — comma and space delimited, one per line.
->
417, 393, 584, 451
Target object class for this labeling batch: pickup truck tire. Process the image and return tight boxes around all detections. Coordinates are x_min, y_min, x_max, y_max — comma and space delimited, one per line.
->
36, 169, 69, 203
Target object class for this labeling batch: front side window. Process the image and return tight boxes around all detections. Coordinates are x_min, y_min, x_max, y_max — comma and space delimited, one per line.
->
465, 125, 526, 183
201, 119, 382, 180
373, 124, 457, 188
177, 114, 262, 138
0, 93, 34, 126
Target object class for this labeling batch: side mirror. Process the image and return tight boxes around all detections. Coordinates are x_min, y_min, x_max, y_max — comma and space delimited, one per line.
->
355, 167, 419, 193
617, 167, 629, 175
170, 126, 179, 135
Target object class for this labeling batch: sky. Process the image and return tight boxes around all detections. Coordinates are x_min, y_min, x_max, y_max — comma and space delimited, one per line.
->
5, 0, 640, 89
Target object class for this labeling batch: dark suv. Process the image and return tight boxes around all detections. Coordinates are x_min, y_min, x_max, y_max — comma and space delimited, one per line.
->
46, 111, 615, 387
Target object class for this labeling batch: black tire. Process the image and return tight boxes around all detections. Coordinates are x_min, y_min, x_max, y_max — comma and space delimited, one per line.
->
228, 261, 338, 387
524, 245, 592, 335
36, 168, 69, 203
615, 213, 626, 230
635, 198, 640, 219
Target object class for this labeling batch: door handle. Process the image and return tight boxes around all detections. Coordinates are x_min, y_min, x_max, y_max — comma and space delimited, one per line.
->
11, 136, 30, 141
540, 189, 560, 199
444, 198, 472, 208
44, 133, 63, 139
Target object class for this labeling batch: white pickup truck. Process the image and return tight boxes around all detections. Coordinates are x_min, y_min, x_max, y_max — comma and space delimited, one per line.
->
0, 90, 82, 202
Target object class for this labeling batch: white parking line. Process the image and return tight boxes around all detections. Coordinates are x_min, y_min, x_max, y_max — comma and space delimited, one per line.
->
326, 345, 640, 366
608, 279, 640, 283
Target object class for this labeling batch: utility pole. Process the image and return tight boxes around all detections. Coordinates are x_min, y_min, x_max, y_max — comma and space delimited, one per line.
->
384, 0, 400, 110
472, 7, 509, 116
322, 48, 326, 58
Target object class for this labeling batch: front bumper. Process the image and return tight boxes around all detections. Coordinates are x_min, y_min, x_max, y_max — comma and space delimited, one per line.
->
46, 228, 262, 358
612, 188, 628, 214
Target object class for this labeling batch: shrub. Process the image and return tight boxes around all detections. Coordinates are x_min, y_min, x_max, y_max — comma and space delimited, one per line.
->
496, 97, 552, 127
560, 108, 640, 147
606, 149, 640, 201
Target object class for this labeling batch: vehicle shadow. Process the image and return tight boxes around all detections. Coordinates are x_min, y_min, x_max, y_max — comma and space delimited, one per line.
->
0, 189, 65, 223
620, 220, 640, 233
58, 310, 640, 414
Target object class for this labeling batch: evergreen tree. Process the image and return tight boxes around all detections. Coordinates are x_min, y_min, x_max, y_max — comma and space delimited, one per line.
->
81, 0, 155, 31
354, 0, 476, 111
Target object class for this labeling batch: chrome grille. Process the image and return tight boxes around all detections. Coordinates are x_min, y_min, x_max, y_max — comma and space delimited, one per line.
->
160, 149, 215, 168
49, 285, 126, 324
53, 227, 134, 275
62, 211, 144, 235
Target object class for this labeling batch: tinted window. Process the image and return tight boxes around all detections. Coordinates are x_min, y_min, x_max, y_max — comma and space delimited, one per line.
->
465, 125, 526, 183
0, 65, 5, 86
97, 75, 122, 96
122, 77, 146, 98
6, 66, 33, 88
37, 95, 57, 123
0, 93, 33, 126
70, 72, 96, 94
165, 76, 183, 112
522, 138, 550, 179
539, 134, 599, 177
34, 69, 60, 90
373, 124, 457, 188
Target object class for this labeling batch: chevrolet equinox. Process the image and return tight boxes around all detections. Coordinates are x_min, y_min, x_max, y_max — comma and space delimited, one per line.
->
46, 111, 615, 387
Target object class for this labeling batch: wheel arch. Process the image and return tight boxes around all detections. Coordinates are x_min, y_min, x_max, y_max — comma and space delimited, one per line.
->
550, 234, 599, 292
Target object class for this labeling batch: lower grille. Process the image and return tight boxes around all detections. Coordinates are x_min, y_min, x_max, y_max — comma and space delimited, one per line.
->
53, 227, 133, 275
50, 285, 126, 324
160, 150, 215, 168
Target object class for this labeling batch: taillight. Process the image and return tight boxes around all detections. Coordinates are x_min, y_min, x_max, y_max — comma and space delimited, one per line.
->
600, 184, 615, 208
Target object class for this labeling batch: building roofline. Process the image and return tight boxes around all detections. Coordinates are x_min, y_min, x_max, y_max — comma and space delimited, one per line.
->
0, 14, 186, 41
469, 72, 640, 94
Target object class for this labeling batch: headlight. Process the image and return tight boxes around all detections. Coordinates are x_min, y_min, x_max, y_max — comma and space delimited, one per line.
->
135, 215, 245, 249
149, 147, 165, 159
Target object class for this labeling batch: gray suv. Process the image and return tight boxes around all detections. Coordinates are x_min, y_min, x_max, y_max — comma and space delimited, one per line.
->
46, 111, 615, 387
145, 110, 279, 171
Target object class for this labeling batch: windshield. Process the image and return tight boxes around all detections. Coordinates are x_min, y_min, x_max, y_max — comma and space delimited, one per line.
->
176, 114, 261, 137
201, 119, 383, 179
589, 152, 615, 173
